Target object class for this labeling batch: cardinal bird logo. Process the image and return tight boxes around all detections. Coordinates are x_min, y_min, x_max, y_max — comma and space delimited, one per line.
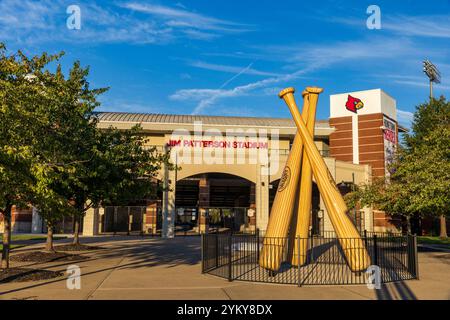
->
345, 95, 364, 113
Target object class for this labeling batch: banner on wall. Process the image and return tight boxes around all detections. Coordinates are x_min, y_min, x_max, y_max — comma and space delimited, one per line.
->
383, 116, 397, 177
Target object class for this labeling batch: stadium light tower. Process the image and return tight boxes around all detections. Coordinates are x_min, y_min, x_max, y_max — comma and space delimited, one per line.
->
423, 60, 441, 100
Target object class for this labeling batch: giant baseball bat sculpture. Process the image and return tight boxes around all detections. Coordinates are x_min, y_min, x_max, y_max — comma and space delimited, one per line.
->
279, 87, 370, 272
258, 90, 310, 271
291, 87, 318, 266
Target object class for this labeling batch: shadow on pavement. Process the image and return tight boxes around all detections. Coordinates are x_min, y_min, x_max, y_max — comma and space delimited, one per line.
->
0, 236, 201, 296
376, 281, 417, 300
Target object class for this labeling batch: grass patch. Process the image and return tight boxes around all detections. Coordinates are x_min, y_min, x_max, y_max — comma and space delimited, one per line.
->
418, 236, 450, 247
0, 244, 24, 250
0, 234, 67, 250
7, 234, 67, 241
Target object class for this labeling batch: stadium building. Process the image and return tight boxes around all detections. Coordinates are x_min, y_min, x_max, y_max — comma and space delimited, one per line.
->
2, 88, 407, 236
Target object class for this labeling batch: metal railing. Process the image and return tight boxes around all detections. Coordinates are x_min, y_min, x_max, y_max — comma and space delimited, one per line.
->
201, 232, 419, 286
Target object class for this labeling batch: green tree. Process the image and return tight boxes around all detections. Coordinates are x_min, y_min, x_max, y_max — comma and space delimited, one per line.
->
405, 96, 450, 148
405, 97, 450, 238
0, 43, 173, 263
17, 50, 171, 247
346, 97, 450, 237
35, 60, 108, 246
0, 44, 67, 267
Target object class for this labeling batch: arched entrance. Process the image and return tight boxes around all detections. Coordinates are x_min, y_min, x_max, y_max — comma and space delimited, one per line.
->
175, 173, 255, 234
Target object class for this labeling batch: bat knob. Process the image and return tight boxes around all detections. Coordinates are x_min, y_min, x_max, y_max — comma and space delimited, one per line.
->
306, 86, 324, 94
301, 90, 309, 97
278, 87, 295, 99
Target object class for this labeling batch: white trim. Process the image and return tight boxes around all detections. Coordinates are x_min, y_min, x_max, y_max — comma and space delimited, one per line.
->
352, 114, 359, 164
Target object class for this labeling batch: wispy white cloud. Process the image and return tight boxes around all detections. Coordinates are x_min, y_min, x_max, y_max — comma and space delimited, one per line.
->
171, 37, 419, 114
170, 88, 228, 102
171, 67, 312, 115
120, 2, 252, 34
0, 0, 170, 45
219, 62, 254, 89
288, 37, 415, 69
383, 15, 450, 39
0, 0, 250, 46
329, 14, 450, 39
189, 61, 280, 77
397, 109, 414, 128
381, 74, 450, 91
180, 29, 218, 40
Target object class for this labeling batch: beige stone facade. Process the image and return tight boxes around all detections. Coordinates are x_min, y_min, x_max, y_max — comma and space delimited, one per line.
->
9, 87, 406, 235
81, 112, 374, 236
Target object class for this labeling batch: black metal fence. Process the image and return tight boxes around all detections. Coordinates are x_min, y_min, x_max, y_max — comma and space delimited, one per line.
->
201, 231, 419, 286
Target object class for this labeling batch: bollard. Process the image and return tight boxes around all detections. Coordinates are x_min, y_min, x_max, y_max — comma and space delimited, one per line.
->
373, 234, 378, 266
228, 232, 233, 281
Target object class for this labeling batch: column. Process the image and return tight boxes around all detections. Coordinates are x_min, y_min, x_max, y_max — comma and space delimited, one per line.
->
198, 175, 209, 233
256, 165, 269, 234
98, 207, 104, 233
162, 153, 176, 238
248, 184, 256, 231
31, 207, 43, 234
145, 201, 158, 234
352, 113, 359, 164
82, 207, 99, 236
363, 164, 374, 232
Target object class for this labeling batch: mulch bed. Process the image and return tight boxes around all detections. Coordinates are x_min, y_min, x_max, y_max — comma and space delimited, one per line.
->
55, 244, 104, 251
0, 267, 63, 283
11, 251, 89, 263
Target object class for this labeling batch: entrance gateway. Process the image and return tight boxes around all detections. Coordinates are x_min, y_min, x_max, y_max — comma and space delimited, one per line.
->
20, 88, 404, 237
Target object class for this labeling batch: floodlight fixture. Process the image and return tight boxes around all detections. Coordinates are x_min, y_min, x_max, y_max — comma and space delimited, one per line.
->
423, 60, 441, 99
423, 60, 441, 83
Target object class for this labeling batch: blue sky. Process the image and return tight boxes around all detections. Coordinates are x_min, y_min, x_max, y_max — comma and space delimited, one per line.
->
1, 0, 449, 128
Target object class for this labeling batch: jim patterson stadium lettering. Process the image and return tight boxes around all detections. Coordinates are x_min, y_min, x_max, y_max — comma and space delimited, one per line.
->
167, 139, 269, 149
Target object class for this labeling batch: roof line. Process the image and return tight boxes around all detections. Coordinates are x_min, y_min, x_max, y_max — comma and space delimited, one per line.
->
93, 111, 329, 123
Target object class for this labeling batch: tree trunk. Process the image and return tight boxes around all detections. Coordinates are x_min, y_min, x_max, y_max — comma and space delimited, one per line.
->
1, 204, 13, 269
73, 217, 80, 245
439, 214, 448, 239
406, 216, 412, 235
45, 223, 55, 252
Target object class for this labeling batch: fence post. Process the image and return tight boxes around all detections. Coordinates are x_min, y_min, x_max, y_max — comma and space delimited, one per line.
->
363, 229, 368, 246
413, 234, 419, 280
228, 232, 233, 282
373, 234, 378, 266
215, 233, 219, 269
408, 234, 419, 279
201, 233, 204, 273
256, 228, 260, 261
407, 234, 412, 276
127, 207, 131, 236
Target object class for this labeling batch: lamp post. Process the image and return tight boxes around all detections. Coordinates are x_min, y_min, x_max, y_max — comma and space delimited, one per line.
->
423, 60, 441, 100
423, 60, 447, 239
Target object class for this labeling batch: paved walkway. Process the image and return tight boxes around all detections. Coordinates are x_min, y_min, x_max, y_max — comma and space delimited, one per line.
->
0, 236, 449, 300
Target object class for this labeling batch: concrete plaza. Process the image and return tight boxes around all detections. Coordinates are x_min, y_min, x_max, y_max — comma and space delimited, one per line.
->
0, 236, 449, 300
